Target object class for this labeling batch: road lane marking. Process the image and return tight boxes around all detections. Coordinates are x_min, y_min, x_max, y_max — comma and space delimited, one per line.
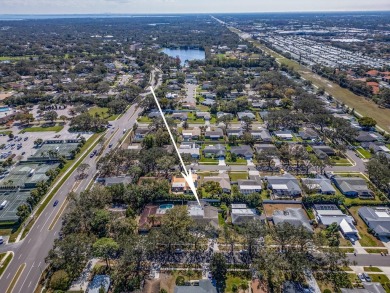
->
40, 208, 56, 232
18, 254, 22, 260
48, 199, 69, 231
6, 272, 10, 279
27, 238, 31, 244
5, 263, 25, 293
0, 252, 14, 280
17, 261, 34, 293
28, 281, 32, 288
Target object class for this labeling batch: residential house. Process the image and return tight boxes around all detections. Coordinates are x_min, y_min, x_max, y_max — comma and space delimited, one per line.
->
332, 176, 374, 198
356, 131, 384, 143
358, 207, 390, 237
171, 112, 188, 121
264, 174, 302, 198
216, 112, 233, 120
188, 201, 219, 228
255, 144, 278, 153
226, 128, 243, 138
230, 145, 254, 159
237, 111, 256, 120
133, 127, 149, 142
298, 128, 319, 140
174, 279, 217, 293
237, 179, 262, 195
274, 130, 294, 140
272, 208, 313, 232
182, 127, 201, 141
201, 99, 215, 106
312, 145, 336, 159
147, 111, 161, 118
196, 112, 211, 120
231, 204, 263, 225
205, 128, 224, 140
203, 144, 226, 158
203, 173, 231, 193
103, 176, 132, 187
314, 204, 358, 238
171, 174, 198, 193
251, 100, 267, 109
179, 144, 200, 159
361, 142, 390, 154
301, 176, 336, 195
251, 129, 272, 142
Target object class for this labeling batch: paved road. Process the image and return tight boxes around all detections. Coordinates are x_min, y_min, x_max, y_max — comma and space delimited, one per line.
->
348, 254, 390, 266
0, 69, 161, 293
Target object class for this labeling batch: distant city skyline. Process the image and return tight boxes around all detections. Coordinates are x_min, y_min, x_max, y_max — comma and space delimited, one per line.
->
0, 0, 389, 14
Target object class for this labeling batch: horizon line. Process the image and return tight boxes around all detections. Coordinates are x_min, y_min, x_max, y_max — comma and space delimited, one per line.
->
1, 10, 390, 16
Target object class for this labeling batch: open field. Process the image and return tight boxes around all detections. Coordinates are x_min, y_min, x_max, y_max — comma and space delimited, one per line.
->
242, 35, 390, 133
263, 202, 303, 217
88, 107, 119, 121
20, 125, 64, 133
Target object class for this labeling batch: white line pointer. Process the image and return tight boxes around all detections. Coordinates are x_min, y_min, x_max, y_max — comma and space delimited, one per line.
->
150, 86, 201, 206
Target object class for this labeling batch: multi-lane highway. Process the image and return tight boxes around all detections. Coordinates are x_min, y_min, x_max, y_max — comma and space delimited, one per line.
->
0, 69, 161, 293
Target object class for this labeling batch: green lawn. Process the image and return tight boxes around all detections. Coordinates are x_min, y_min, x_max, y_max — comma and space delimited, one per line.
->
229, 172, 248, 181
225, 274, 251, 293
137, 116, 152, 123
356, 148, 372, 159
0, 131, 12, 135
88, 107, 119, 121
218, 213, 225, 226
331, 157, 353, 166
365, 248, 389, 254
20, 125, 63, 133
368, 274, 390, 293
364, 267, 382, 272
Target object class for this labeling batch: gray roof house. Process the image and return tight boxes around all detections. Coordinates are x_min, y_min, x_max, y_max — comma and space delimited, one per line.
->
264, 173, 302, 198
201, 98, 216, 106
356, 131, 384, 143
274, 130, 294, 140
182, 127, 201, 141
314, 204, 358, 237
179, 144, 200, 159
203, 144, 226, 158
251, 129, 272, 142
226, 128, 243, 137
133, 127, 149, 142
216, 112, 233, 120
312, 145, 336, 156
203, 173, 231, 193
171, 112, 188, 121
188, 202, 219, 228
255, 144, 278, 153
175, 279, 217, 293
237, 111, 256, 120
298, 128, 319, 140
332, 177, 374, 198
358, 207, 390, 237
231, 204, 263, 225
230, 145, 254, 159
205, 128, 224, 139
196, 112, 211, 120
237, 179, 262, 195
272, 208, 313, 232
301, 177, 336, 195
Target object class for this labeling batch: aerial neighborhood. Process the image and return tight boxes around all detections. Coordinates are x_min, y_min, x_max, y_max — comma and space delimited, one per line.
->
0, 10, 389, 293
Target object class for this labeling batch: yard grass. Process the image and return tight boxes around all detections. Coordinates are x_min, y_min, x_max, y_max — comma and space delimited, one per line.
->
0, 131, 12, 135
137, 116, 152, 123
368, 274, 390, 293
225, 274, 251, 293
20, 125, 64, 133
364, 266, 383, 272
331, 157, 353, 166
218, 213, 226, 226
0, 253, 13, 277
249, 38, 390, 133
365, 248, 389, 254
356, 148, 372, 159
340, 248, 355, 253
348, 206, 385, 247
88, 107, 119, 121
229, 172, 248, 181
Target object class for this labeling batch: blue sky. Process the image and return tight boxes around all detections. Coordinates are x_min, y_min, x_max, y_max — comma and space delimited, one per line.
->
1, 0, 389, 14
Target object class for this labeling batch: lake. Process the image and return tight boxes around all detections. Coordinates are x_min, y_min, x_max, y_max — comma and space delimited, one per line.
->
161, 48, 205, 65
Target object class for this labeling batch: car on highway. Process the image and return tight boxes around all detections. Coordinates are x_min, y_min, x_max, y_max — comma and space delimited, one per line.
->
109, 143, 113, 148
53, 200, 59, 207
123, 128, 127, 133
0, 236, 3, 245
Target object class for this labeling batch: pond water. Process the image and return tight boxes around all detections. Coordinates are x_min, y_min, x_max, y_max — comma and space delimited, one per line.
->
161, 48, 205, 65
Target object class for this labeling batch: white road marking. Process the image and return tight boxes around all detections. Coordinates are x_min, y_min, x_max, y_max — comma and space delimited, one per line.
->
28, 281, 32, 288
6, 272, 10, 279
40, 208, 57, 232
27, 238, 31, 244
18, 261, 34, 293
18, 254, 22, 260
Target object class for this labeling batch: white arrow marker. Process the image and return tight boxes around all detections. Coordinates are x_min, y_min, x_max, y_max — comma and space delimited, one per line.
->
150, 86, 201, 206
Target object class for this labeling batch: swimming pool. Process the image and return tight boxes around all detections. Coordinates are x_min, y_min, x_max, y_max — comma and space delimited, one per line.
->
0, 107, 10, 112
159, 204, 174, 209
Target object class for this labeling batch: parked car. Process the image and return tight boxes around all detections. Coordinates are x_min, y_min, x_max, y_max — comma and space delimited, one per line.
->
349, 237, 356, 244
358, 273, 365, 282
362, 273, 371, 282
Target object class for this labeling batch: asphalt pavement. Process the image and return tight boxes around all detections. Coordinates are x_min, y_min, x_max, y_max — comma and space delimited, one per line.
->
0, 69, 161, 293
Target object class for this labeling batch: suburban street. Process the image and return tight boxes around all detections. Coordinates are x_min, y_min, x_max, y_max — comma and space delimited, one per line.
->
0, 69, 161, 293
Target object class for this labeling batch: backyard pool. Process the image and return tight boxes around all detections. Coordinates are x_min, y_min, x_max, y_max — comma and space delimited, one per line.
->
159, 204, 174, 210
0, 107, 10, 112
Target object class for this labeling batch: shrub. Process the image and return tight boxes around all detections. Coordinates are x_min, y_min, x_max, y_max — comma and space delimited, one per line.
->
49, 270, 70, 291
323, 289, 332, 293
176, 275, 185, 286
